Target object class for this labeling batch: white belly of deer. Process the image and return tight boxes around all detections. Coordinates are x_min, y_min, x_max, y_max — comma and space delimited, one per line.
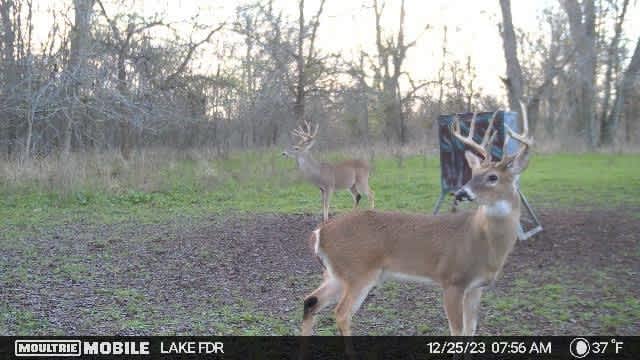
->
384, 271, 436, 285
468, 276, 493, 289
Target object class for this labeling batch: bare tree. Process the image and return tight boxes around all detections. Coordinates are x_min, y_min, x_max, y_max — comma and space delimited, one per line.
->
436, 26, 448, 117
95, 0, 222, 159
610, 38, 640, 143
344, 52, 372, 144
234, 0, 332, 146
0, 0, 18, 157
63, 0, 95, 157
498, 0, 524, 111
95, 0, 166, 159
293, 0, 326, 124
372, 0, 427, 144
599, 0, 629, 145
499, 0, 572, 134
561, 0, 597, 147
234, 8, 259, 147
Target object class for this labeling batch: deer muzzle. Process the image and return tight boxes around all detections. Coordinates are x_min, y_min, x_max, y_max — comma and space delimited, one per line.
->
454, 187, 476, 202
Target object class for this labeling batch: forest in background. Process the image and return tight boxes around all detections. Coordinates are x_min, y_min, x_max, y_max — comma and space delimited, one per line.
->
1, 0, 639, 162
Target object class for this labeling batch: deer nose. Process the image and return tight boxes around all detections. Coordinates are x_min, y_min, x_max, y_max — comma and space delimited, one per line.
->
454, 187, 475, 202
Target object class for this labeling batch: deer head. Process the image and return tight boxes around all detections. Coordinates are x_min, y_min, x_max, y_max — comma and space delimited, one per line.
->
452, 104, 533, 210
282, 120, 319, 157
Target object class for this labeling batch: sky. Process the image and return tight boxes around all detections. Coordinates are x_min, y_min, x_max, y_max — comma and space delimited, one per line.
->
31, 0, 640, 102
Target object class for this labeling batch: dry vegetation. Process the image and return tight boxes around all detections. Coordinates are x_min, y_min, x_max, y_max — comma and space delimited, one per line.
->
1, 0, 639, 162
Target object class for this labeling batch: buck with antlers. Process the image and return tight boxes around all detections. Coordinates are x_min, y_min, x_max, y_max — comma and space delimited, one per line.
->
301, 104, 533, 336
282, 121, 374, 222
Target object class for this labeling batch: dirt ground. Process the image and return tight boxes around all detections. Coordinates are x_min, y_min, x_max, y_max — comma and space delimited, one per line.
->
2, 209, 639, 335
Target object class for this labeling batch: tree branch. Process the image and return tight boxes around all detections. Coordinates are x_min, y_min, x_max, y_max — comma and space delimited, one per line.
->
164, 23, 225, 86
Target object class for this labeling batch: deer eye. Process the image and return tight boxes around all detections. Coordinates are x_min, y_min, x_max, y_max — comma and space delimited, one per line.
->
487, 174, 499, 183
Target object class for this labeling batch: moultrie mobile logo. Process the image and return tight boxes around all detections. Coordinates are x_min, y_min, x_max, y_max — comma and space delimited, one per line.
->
14, 340, 151, 357
14, 340, 81, 357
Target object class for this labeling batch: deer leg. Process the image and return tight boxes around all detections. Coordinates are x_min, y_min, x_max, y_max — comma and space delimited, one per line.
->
356, 179, 374, 209
324, 189, 333, 222
334, 273, 379, 336
320, 189, 328, 222
333, 275, 378, 358
462, 287, 483, 336
442, 286, 465, 336
349, 185, 361, 209
334, 290, 356, 337
301, 271, 342, 336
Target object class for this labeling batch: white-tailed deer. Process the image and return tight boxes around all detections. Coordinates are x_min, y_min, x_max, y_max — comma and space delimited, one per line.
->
301, 105, 532, 336
282, 121, 374, 222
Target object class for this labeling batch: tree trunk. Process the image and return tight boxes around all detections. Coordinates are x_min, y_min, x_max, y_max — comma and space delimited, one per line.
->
294, 0, 306, 123
373, 0, 410, 144
498, 0, 524, 111
64, 0, 95, 156
117, 48, 131, 159
1, 0, 17, 157
599, 0, 629, 145
562, 0, 597, 148
610, 39, 640, 142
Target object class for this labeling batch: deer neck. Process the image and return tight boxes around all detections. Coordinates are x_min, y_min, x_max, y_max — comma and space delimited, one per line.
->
296, 152, 322, 178
474, 195, 521, 273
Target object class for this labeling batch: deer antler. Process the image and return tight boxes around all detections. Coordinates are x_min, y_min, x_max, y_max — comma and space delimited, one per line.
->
451, 111, 498, 163
499, 101, 533, 164
505, 101, 533, 146
291, 120, 319, 145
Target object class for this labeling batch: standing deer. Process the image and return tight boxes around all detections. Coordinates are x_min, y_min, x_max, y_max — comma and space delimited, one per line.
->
282, 121, 374, 222
301, 105, 533, 337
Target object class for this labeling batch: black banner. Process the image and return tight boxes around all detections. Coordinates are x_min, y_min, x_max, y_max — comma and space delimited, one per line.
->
2, 336, 639, 359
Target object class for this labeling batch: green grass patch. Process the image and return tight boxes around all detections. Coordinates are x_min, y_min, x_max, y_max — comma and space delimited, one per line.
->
56, 262, 89, 282
0, 305, 58, 335
482, 265, 639, 335
1, 151, 639, 239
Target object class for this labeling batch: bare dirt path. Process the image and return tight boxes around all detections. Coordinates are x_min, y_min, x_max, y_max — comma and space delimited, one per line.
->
1, 209, 638, 335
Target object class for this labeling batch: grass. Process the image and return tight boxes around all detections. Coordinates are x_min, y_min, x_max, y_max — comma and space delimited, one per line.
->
0, 306, 56, 335
283, 263, 640, 336
74, 292, 293, 336
1, 149, 639, 240
480, 266, 640, 335
1, 148, 638, 336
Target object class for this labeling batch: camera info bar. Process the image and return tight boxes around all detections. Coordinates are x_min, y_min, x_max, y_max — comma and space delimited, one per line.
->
2, 336, 638, 359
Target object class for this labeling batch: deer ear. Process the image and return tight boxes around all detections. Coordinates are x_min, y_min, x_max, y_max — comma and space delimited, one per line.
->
464, 150, 482, 169
504, 147, 530, 174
